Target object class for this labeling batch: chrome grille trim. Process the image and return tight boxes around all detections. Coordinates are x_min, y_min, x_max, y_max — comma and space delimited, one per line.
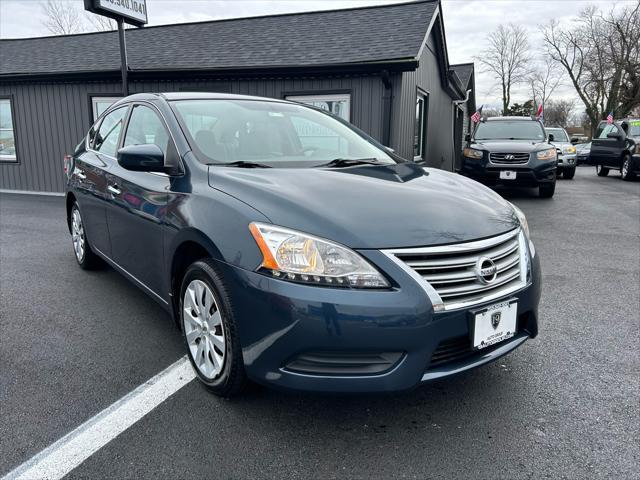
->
489, 152, 530, 164
382, 229, 528, 311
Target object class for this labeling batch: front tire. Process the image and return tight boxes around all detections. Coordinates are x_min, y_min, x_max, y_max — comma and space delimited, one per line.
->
563, 167, 576, 180
596, 164, 609, 177
70, 203, 102, 270
539, 181, 556, 198
621, 154, 635, 181
180, 259, 247, 397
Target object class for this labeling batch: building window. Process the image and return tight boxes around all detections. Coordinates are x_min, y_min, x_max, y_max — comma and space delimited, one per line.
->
414, 93, 428, 160
0, 98, 17, 162
285, 94, 351, 121
91, 96, 122, 121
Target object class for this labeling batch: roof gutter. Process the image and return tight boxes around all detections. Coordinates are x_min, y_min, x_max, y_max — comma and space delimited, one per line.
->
0, 59, 420, 84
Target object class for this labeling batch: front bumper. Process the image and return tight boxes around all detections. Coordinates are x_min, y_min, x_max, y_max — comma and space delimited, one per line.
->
557, 153, 577, 169
459, 156, 556, 187
215, 251, 541, 393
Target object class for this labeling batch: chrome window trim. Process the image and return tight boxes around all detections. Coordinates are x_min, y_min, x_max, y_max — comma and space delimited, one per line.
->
85, 101, 185, 175
382, 228, 530, 312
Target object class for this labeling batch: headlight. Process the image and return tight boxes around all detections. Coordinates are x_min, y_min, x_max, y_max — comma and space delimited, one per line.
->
564, 146, 576, 154
249, 223, 390, 288
509, 203, 535, 258
463, 147, 483, 159
536, 148, 557, 161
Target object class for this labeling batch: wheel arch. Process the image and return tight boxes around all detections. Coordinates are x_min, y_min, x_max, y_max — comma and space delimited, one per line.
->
168, 229, 224, 327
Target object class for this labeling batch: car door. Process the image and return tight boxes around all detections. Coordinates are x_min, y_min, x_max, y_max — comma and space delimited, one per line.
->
104, 103, 172, 299
74, 106, 129, 257
591, 122, 623, 167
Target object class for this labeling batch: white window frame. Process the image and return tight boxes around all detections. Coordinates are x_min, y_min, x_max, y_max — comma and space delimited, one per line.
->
414, 94, 427, 161
91, 96, 123, 121
0, 98, 17, 163
285, 93, 351, 122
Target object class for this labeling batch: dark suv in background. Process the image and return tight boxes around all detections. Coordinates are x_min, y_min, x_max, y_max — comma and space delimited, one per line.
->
591, 118, 640, 181
460, 117, 557, 197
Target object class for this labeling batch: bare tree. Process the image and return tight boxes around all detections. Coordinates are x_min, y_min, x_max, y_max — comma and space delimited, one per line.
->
86, 13, 118, 32
475, 24, 531, 113
528, 57, 563, 110
40, 0, 85, 35
542, 3, 640, 134
544, 99, 575, 127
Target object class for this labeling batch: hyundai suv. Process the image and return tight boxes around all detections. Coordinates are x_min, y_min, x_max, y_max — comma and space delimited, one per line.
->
65, 93, 540, 397
460, 117, 557, 197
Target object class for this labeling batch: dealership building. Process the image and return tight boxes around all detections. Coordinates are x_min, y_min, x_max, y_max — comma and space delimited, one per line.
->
0, 0, 474, 193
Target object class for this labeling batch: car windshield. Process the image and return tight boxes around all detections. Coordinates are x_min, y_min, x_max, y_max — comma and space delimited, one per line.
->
171, 99, 395, 167
474, 120, 545, 141
545, 128, 569, 142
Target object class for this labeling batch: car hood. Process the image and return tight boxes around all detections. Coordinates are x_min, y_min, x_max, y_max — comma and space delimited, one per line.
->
208, 163, 518, 249
471, 140, 550, 152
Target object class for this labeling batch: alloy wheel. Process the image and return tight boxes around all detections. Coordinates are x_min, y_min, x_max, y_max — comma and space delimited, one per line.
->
71, 208, 85, 262
183, 279, 226, 379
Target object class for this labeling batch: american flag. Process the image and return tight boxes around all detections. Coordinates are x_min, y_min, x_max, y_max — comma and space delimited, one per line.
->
535, 103, 543, 120
607, 111, 614, 124
471, 105, 483, 123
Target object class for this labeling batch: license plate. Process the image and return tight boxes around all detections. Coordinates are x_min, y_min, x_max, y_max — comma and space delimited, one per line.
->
472, 300, 517, 350
499, 170, 517, 180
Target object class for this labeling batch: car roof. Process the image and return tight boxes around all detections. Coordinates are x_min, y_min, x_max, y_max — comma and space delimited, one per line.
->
118, 92, 292, 104
485, 116, 535, 121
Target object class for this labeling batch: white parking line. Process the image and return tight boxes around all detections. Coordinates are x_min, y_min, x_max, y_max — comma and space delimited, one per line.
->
2, 356, 196, 480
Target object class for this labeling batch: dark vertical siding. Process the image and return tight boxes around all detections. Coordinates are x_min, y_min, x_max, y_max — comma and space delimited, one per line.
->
390, 30, 457, 170
0, 74, 385, 192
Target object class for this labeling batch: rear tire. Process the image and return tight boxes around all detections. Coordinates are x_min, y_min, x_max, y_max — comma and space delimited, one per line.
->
180, 258, 248, 398
539, 181, 556, 198
563, 167, 576, 180
621, 154, 635, 181
70, 203, 102, 270
596, 164, 609, 177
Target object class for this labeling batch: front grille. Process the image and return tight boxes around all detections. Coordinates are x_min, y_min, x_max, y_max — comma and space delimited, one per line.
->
489, 152, 530, 164
428, 336, 473, 367
386, 229, 527, 310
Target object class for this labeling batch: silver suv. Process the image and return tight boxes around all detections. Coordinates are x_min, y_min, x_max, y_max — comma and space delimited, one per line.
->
545, 127, 577, 179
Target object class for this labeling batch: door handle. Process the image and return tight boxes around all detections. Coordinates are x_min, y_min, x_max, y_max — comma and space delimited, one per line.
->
107, 185, 121, 196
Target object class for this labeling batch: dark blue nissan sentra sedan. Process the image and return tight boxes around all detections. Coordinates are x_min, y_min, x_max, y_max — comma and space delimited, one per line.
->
65, 93, 541, 397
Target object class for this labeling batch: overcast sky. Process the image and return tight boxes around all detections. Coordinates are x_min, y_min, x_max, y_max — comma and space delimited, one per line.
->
1, 0, 635, 111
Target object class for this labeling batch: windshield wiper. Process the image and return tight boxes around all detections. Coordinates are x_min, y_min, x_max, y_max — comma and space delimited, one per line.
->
316, 158, 384, 168
213, 161, 272, 168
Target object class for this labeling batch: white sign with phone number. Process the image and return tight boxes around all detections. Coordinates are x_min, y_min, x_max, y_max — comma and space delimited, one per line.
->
97, 0, 147, 24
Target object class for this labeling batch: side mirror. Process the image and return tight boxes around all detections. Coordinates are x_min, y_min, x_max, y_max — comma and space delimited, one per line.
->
606, 132, 621, 139
570, 137, 579, 145
465, 134, 471, 142
548, 134, 555, 142
117, 144, 167, 173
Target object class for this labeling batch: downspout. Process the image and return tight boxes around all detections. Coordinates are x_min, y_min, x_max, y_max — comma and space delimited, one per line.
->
381, 70, 393, 147
452, 89, 472, 172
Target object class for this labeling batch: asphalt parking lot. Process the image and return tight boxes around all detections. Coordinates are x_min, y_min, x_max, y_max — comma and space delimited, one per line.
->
1, 166, 639, 479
